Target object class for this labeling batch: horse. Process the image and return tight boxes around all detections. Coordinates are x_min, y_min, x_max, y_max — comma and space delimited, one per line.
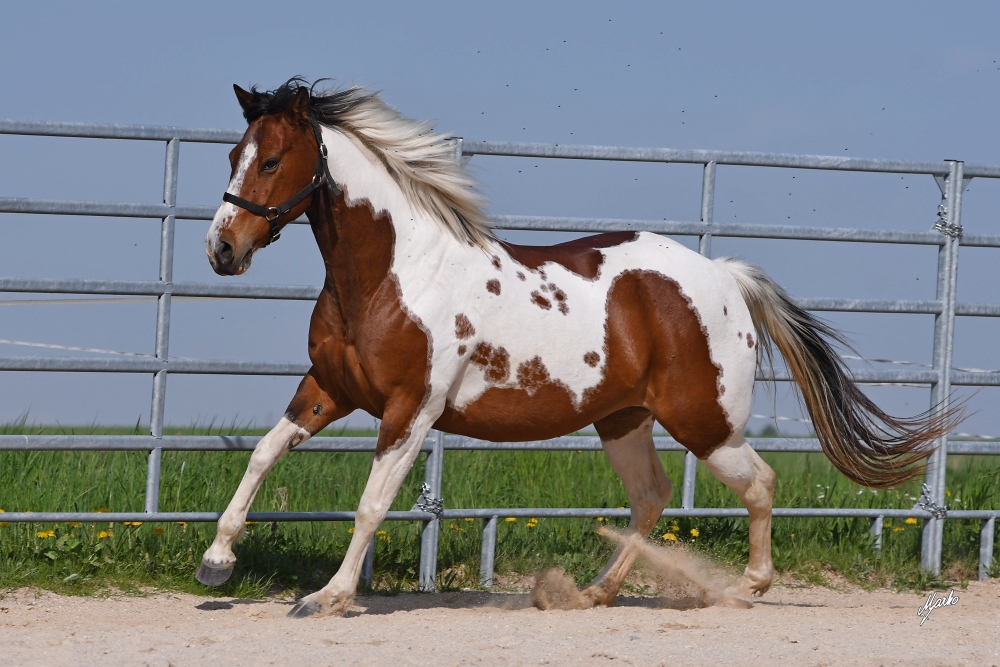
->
198, 77, 959, 617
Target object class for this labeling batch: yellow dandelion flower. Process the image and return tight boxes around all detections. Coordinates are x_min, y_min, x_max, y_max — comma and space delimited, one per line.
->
946, 489, 952, 497
95, 508, 110, 513
153, 527, 164, 535
448, 522, 459, 530
505, 517, 517, 523
464, 517, 474, 522
348, 527, 355, 534
905, 518, 918, 525
893, 526, 905, 532
376, 530, 387, 536
245, 521, 257, 525
36, 529, 55, 539
174, 521, 187, 527
597, 517, 606, 522
790, 533, 795, 539
124, 521, 143, 527
662, 532, 677, 541
66, 522, 81, 528
97, 530, 113, 539
690, 528, 700, 537
0, 509, 7, 527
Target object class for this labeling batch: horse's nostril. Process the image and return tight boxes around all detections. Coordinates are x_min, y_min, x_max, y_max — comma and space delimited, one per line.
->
217, 241, 234, 265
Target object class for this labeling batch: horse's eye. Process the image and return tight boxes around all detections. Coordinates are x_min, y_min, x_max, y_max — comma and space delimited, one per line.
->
262, 158, 279, 172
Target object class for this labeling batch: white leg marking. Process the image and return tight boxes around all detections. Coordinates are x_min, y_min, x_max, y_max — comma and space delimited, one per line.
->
702, 438, 776, 599
582, 415, 672, 606
293, 412, 437, 616
201, 417, 308, 569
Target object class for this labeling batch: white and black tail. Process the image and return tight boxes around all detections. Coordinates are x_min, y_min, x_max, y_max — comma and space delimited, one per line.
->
719, 257, 963, 488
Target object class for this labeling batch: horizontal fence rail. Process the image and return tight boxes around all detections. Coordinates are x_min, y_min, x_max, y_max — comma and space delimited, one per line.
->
2, 119, 999, 587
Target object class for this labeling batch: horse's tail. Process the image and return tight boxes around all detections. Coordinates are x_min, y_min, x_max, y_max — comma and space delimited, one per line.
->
718, 257, 963, 488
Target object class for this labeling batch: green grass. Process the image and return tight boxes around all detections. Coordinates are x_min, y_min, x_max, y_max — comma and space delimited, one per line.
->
1, 416, 998, 598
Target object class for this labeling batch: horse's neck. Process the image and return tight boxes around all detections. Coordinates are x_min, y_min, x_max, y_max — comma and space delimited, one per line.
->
311, 128, 460, 309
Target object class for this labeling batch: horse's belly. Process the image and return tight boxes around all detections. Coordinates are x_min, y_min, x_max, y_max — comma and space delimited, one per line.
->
434, 385, 615, 442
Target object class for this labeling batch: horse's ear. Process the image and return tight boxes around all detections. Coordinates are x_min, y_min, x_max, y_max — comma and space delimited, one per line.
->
288, 87, 311, 123
233, 85, 255, 113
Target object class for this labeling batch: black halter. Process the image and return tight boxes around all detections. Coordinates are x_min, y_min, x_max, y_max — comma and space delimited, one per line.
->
222, 120, 339, 246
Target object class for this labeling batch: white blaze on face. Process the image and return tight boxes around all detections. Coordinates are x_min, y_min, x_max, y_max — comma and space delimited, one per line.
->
206, 139, 258, 250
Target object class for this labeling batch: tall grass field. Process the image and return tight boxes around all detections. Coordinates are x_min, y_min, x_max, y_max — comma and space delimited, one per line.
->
1, 417, 997, 598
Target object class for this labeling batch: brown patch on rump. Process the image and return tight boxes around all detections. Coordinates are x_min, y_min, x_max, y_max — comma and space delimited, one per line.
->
502, 231, 638, 280
486, 279, 501, 295
583, 351, 601, 367
746, 333, 754, 348
491, 255, 502, 270
517, 356, 551, 396
595, 406, 653, 442
455, 314, 476, 339
458, 345, 467, 356
531, 291, 552, 310
471, 342, 510, 383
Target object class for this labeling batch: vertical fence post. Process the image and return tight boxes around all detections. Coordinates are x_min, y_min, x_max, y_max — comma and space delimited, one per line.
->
921, 160, 963, 575
418, 430, 444, 591
480, 515, 498, 588
145, 137, 179, 514
980, 517, 995, 580
681, 161, 716, 510
870, 515, 883, 554
360, 537, 375, 590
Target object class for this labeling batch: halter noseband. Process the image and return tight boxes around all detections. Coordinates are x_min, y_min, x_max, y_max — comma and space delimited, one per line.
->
222, 120, 339, 246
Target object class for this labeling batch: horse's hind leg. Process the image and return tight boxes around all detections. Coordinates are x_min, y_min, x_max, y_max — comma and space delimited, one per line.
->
702, 437, 776, 601
577, 407, 672, 607
197, 371, 345, 586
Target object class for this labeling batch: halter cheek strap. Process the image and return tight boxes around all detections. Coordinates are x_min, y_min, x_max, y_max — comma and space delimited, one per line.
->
222, 120, 340, 247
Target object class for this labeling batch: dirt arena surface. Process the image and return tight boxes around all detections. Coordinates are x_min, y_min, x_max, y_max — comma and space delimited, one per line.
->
1, 579, 998, 666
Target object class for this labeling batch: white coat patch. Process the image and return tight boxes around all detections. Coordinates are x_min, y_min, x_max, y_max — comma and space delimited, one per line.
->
320, 127, 758, 429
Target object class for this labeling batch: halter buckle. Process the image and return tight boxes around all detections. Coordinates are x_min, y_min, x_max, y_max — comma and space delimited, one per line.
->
266, 206, 281, 223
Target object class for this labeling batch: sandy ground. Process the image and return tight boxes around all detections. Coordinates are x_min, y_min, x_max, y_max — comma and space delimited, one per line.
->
1, 580, 999, 667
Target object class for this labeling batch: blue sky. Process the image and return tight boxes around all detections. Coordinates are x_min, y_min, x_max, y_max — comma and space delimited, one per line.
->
2, 2, 1000, 435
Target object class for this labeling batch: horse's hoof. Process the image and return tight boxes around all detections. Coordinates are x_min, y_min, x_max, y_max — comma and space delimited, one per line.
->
287, 600, 320, 618
195, 560, 234, 587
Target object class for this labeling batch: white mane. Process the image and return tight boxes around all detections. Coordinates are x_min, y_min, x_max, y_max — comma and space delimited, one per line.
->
318, 87, 494, 249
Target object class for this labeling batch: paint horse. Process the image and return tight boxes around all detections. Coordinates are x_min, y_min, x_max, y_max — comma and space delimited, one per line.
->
199, 78, 958, 617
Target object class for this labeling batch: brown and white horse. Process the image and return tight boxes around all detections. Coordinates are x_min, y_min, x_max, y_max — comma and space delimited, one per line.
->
199, 78, 958, 617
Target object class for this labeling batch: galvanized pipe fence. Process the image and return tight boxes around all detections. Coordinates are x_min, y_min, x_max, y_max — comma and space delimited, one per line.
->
2, 119, 1000, 588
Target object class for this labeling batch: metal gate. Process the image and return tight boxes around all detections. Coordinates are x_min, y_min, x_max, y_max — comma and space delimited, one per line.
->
1, 119, 999, 588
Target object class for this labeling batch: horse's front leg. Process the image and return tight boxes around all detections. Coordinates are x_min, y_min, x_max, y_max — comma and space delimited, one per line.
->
196, 371, 348, 586
288, 399, 439, 618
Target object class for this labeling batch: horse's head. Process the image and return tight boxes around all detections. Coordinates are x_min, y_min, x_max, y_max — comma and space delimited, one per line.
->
206, 83, 327, 275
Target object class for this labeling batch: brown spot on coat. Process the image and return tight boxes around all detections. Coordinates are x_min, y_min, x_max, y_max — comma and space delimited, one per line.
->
531, 292, 552, 310
457, 345, 466, 356
738, 331, 743, 339
583, 351, 600, 367
491, 255, 502, 270
516, 356, 551, 396
455, 314, 475, 339
517, 271, 526, 281
470, 342, 510, 383
723, 305, 728, 316
746, 333, 754, 348
486, 279, 501, 295
558, 303, 569, 315
501, 231, 638, 281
